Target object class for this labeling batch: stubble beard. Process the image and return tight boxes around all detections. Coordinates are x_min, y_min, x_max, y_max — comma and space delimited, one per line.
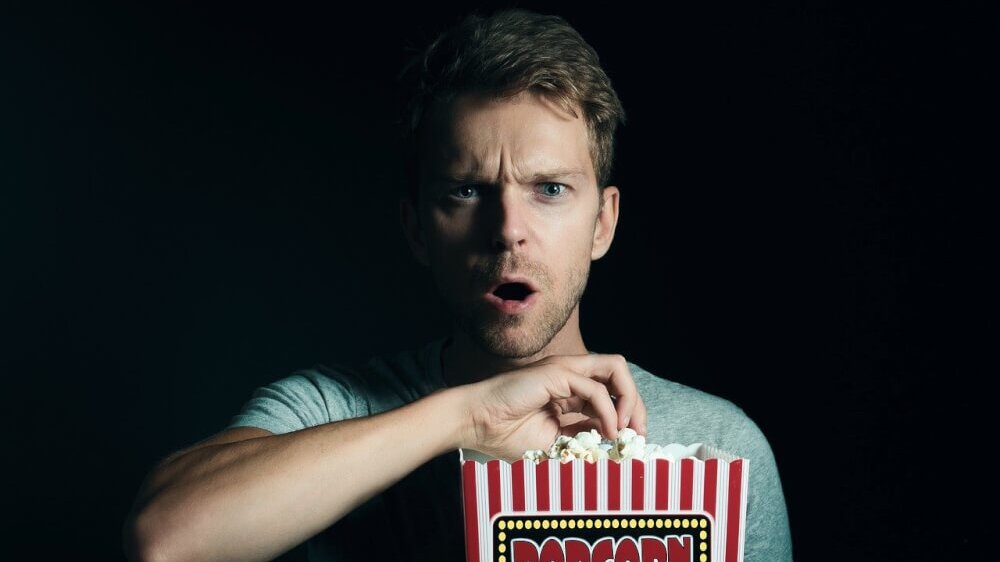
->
446, 260, 591, 359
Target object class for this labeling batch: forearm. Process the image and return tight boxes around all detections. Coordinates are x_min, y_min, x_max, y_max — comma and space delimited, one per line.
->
128, 386, 471, 562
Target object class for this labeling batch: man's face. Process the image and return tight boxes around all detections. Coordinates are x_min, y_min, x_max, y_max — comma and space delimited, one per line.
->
402, 91, 618, 359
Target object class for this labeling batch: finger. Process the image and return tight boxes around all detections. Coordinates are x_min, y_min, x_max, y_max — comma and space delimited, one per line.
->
561, 374, 619, 440
556, 408, 600, 434
556, 411, 589, 428
629, 392, 648, 436
578, 354, 639, 433
560, 418, 603, 436
556, 395, 598, 418
561, 397, 633, 438
553, 395, 583, 415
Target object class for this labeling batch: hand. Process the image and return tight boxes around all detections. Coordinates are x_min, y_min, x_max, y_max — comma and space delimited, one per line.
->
461, 354, 648, 461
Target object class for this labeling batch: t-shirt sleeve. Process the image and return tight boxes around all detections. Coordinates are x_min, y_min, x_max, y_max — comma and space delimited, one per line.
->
727, 412, 794, 562
225, 368, 365, 435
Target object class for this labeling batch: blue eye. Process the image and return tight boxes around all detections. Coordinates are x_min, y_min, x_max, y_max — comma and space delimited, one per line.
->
447, 183, 567, 202
449, 185, 479, 200
540, 182, 566, 197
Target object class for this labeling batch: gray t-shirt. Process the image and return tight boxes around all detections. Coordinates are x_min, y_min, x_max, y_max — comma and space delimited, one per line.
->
227, 336, 793, 561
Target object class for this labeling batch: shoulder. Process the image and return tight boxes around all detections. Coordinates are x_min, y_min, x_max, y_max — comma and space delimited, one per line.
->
322, 337, 447, 415
627, 361, 745, 417
228, 338, 444, 435
627, 361, 792, 560
224, 364, 367, 434
626, 361, 767, 458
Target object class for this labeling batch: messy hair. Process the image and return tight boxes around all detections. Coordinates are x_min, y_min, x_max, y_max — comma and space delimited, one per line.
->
397, 8, 626, 205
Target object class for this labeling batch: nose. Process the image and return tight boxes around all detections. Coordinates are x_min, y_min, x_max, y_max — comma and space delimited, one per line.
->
489, 186, 528, 253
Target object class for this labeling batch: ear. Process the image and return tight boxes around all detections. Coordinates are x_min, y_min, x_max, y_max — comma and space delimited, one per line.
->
400, 196, 430, 267
591, 186, 620, 261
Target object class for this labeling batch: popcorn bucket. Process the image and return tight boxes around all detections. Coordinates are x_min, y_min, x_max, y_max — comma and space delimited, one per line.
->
458, 445, 749, 562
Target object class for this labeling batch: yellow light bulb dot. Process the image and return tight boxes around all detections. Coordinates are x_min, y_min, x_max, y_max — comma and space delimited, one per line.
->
499, 556, 506, 562
559, 520, 567, 529
628, 519, 637, 529
498, 521, 506, 530
577, 519, 584, 528
700, 554, 708, 562
515, 520, 523, 530
542, 520, 549, 529
603, 519, 611, 528
656, 519, 663, 528
665, 519, 672, 528
638, 519, 646, 528
673, 518, 681, 528
498, 532, 506, 541
699, 530, 707, 540
700, 542, 707, 552
646, 518, 654, 528
700, 519, 708, 529
612, 519, 619, 528
682, 519, 690, 528
499, 544, 506, 553
568, 520, 576, 529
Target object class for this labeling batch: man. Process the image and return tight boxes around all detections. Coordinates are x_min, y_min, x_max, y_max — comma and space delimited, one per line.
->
124, 9, 792, 562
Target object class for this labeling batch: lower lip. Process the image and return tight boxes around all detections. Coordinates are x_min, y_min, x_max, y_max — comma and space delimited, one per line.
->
484, 291, 540, 314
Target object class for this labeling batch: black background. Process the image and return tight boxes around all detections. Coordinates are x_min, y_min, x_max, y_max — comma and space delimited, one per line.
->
2, 1, 989, 560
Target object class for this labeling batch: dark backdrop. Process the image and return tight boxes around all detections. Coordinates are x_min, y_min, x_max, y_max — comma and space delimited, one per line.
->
2, 2, 988, 560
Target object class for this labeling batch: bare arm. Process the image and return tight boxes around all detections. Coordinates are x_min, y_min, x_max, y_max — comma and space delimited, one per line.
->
123, 386, 471, 562
123, 353, 648, 562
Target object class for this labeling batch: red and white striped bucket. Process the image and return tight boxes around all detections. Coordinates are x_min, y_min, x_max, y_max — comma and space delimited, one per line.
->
459, 445, 748, 562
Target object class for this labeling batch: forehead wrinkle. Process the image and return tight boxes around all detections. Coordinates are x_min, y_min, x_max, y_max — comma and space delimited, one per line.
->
431, 92, 594, 188
452, 147, 501, 184
449, 140, 586, 187
447, 118, 502, 181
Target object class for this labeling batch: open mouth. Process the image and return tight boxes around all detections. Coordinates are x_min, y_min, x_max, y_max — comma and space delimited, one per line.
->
491, 282, 535, 301
484, 281, 540, 314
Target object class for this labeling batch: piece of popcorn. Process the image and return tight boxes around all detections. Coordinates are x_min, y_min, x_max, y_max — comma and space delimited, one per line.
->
564, 437, 586, 454
652, 442, 703, 461
522, 428, 699, 465
574, 429, 602, 450
620, 434, 646, 459
617, 427, 638, 444
607, 443, 622, 461
590, 447, 609, 461
548, 435, 574, 457
522, 449, 547, 463
621, 443, 645, 460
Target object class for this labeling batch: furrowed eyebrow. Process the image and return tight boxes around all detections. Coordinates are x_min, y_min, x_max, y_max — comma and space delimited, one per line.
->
436, 168, 588, 185
523, 169, 587, 183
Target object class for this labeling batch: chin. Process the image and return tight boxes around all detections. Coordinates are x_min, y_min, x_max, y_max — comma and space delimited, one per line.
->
466, 316, 550, 359
481, 334, 540, 359
449, 294, 572, 360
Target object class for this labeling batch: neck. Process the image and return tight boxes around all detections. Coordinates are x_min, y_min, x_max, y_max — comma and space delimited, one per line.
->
440, 305, 588, 387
